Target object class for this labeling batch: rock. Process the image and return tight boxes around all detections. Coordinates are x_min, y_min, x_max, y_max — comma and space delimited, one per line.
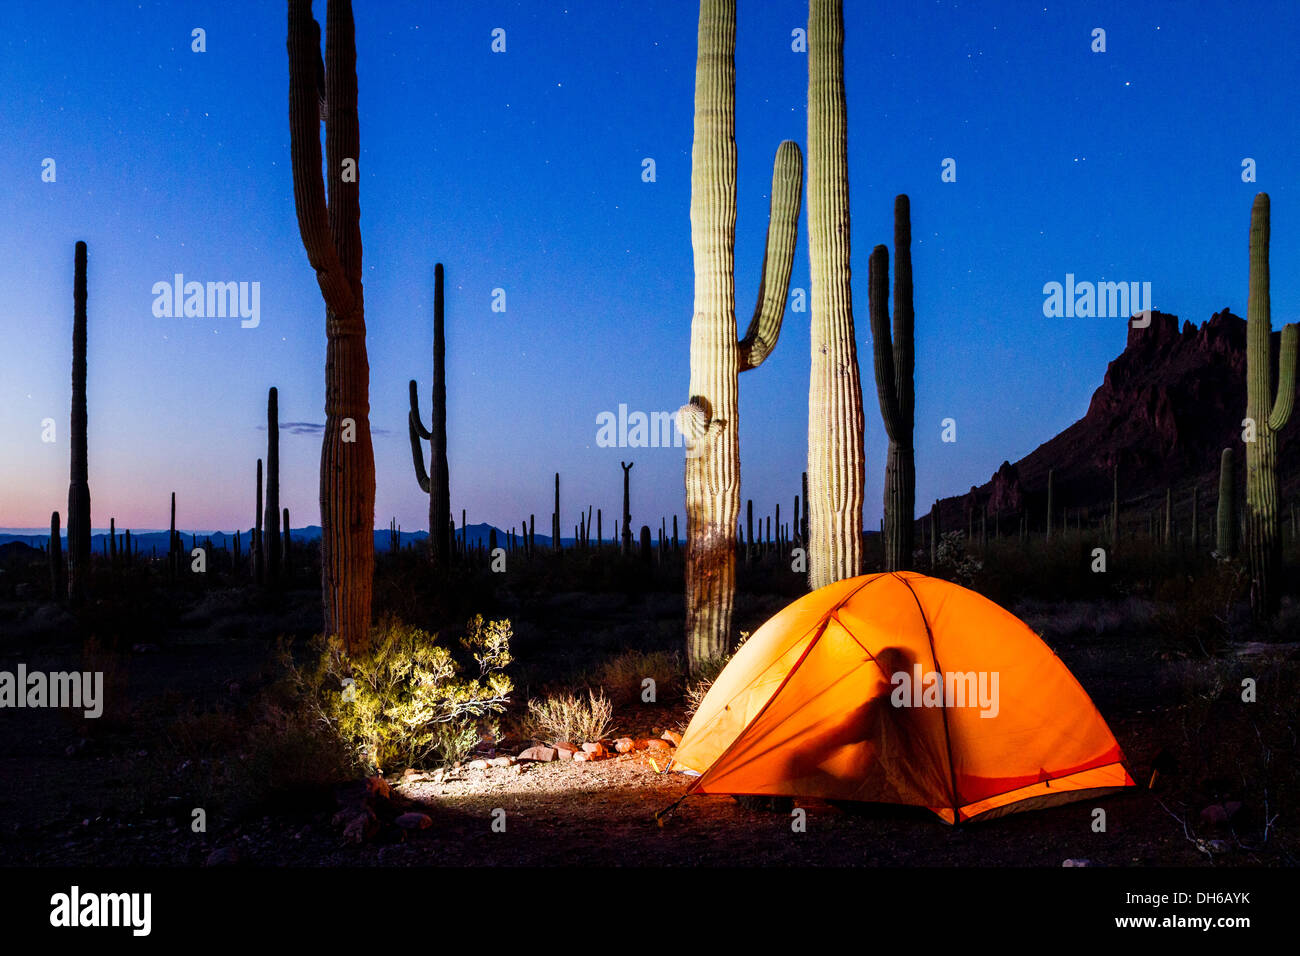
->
342, 808, 379, 845
988, 461, 1023, 515
613, 737, 640, 754
395, 812, 433, 831
554, 742, 580, 761
488, 756, 515, 767
582, 742, 607, 757
1061, 859, 1093, 867
337, 775, 391, 810
205, 846, 240, 866
467, 759, 491, 770
573, 752, 594, 762
330, 807, 354, 827
660, 730, 683, 746
518, 745, 557, 762
644, 738, 672, 751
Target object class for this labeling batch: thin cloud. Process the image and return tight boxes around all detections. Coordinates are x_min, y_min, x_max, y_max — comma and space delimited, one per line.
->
257, 421, 391, 436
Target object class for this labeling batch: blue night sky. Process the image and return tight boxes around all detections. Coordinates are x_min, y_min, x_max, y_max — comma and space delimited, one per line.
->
3, 1, 1298, 537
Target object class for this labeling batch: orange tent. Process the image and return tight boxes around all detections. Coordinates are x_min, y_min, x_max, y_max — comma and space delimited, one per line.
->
670, 572, 1134, 823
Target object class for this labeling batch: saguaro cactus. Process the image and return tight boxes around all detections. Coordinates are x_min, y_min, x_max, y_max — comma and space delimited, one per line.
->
288, 0, 375, 652
1243, 194, 1299, 617
169, 491, 178, 580
1045, 469, 1055, 541
263, 387, 281, 587
254, 459, 264, 585
552, 473, 561, 551
678, 0, 803, 669
408, 262, 452, 566
283, 508, 292, 579
50, 512, 64, 601
807, 0, 865, 589
621, 461, 634, 556
868, 195, 916, 571
1217, 448, 1236, 558
66, 241, 91, 602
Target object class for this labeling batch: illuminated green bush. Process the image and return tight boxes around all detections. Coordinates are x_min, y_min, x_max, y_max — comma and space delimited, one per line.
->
286, 614, 513, 772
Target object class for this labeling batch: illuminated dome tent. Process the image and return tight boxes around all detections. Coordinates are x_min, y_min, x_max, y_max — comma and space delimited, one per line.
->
667, 572, 1134, 824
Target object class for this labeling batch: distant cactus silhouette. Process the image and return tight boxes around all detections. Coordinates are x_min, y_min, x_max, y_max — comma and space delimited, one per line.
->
254, 460, 264, 586
552, 473, 561, 551
1217, 447, 1236, 558
263, 387, 281, 588
49, 512, 63, 602
283, 508, 292, 579
1243, 194, 1298, 617
621, 462, 634, 556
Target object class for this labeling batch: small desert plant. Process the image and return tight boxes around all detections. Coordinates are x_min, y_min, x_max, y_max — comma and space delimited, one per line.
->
283, 613, 513, 772
525, 688, 614, 744
588, 648, 684, 706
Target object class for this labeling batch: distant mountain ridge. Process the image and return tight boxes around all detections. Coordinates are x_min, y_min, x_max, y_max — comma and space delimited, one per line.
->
933, 310, 1298, 529
0, 521, 581, 555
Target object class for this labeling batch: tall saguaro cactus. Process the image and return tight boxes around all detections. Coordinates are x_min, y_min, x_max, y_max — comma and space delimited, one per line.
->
67, 241, 91, 603
678, 0, 803, 670
408, 263, 451, 566
806, 0, 865, 589
868, 195, 916, 571
1243, 194, 1298, 618
263, 387, 281, 588
288, 0, 375, 651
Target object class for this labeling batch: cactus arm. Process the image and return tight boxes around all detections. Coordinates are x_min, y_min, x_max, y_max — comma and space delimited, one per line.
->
408, 413, 431, 493
408, 379, 432, 439
407, 381, 431, 494
868, 244, 902, 442
287, 0, 354, 316
738, 140, 804, 372
1266, 322, 1297, 432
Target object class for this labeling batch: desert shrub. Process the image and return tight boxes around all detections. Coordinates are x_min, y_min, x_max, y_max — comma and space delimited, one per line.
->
1151, 559, 1249, 654
525, 688, 614, 744
588, 648, 684, 706
682, 631, 750, 724
78, 635, 130, 729
284, 613, 513, 772
933, 531, 983, 587
231, 699, 357, 810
